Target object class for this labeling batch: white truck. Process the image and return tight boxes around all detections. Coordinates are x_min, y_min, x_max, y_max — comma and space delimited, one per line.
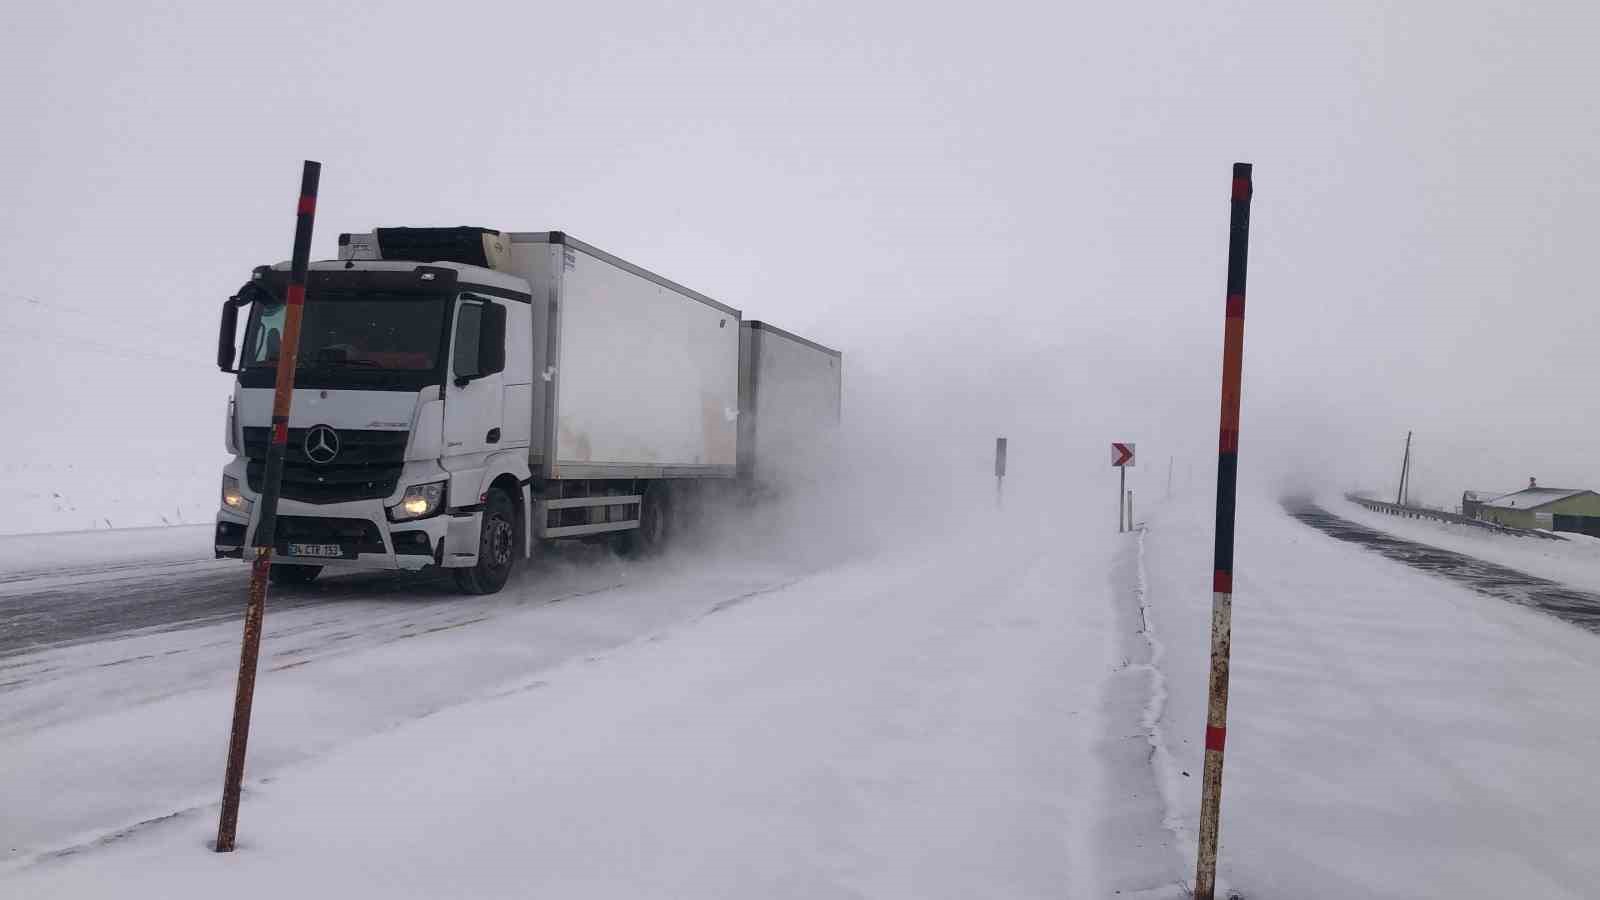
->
215, 227, 841, 594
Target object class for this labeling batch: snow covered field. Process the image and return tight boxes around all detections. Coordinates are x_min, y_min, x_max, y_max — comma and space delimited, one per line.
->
0, 292, 229, 536
6, 488, 1600, 898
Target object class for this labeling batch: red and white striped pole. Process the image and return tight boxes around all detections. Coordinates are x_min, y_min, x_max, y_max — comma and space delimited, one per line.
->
215, 160, 320, 853
1194, 162, 1252, 899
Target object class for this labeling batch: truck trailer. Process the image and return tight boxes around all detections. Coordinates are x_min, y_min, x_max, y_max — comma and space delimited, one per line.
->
215, 227, 840, 594
738, 320, 843, 485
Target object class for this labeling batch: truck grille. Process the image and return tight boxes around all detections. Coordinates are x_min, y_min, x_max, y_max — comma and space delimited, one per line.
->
243, 427, 408, 504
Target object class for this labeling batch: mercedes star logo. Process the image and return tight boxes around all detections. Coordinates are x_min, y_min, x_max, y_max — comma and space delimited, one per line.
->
304, 425, 340, 464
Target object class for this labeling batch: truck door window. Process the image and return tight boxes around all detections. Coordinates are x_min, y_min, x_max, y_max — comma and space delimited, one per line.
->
453, 301, 483, 381
246, 302, 286, 365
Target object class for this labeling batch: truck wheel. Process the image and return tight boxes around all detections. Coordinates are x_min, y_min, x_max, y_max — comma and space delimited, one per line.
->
638, 486, 669, 551
613, 485, 668, 559
453, 489, 516, 595
268, 564, 321, 586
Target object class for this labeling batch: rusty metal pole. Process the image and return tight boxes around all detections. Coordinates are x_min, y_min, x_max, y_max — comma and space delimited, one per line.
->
216, 160, 321, 853
1194, 162, 1252, 899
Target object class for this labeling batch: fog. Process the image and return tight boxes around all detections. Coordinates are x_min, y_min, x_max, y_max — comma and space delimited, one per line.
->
3, 1, 1597, 525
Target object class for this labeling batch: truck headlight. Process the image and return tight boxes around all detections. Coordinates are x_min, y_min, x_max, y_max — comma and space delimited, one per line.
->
221, 475, 252, 515
389, 481, 446, 522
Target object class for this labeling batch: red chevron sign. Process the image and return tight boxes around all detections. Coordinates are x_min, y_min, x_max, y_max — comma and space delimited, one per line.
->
1112, 442, 1135, 467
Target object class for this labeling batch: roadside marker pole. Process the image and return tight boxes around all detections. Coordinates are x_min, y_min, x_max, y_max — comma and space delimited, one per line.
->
995, 436, 1008, 508
1119, 466, 1126, 533
216, 160, 321, 853
1194, 162, 1252, 899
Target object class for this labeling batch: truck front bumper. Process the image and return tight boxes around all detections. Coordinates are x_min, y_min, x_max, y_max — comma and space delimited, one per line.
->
214, 497, 457, 572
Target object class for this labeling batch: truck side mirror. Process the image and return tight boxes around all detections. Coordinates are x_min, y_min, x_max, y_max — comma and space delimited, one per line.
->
479, 302, 506, 377
218, 295, 242, 372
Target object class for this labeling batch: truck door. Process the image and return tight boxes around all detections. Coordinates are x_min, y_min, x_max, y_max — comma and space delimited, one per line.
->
442, 296, 507, 463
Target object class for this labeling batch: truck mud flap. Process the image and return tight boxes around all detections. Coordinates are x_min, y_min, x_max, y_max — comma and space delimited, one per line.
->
444, 511, 482, 566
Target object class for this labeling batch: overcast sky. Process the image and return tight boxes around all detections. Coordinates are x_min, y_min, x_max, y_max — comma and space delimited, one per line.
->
3, 1, 1596, 508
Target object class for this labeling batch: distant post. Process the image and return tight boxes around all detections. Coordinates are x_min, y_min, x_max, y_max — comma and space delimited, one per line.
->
1395, 431, 1412, 506
1112, 442, 1135, 532
215, 160, 321, 853
994, 437, 1008, 507
1194, 162, 1253, 900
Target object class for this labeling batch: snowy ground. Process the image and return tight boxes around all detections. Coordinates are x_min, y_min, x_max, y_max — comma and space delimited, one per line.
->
2, 500, 1189, 898
6, 488, 1600, 897
1144, 494, 1600, 898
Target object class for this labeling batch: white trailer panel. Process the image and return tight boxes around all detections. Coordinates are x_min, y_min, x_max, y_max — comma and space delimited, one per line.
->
738, 321, 842, 482
508, 234, 740, 479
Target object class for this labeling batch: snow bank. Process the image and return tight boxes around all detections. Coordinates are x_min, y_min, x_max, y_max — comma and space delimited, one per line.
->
0, 522, 210, 576
0, 462, 220, 536
1145, 491, 1600, 898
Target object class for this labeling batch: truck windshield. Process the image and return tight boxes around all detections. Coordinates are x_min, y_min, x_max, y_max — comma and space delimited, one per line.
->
241, 292, 449, 390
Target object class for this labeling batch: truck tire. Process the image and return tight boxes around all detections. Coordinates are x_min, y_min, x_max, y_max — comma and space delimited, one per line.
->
453, 489, 516, 595
268, 564, 321, 586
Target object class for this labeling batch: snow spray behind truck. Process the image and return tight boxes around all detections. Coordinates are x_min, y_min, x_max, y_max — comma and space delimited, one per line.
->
215, 227, 841, 594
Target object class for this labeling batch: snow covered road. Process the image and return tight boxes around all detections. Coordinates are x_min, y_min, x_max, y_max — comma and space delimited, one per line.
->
1288, 500, 1600, 633
2, 506, 1182, 898
3, 509, 1190, 890
0, 530, 303, 655
0, 529, 828, 869
10, 491, 1600, 898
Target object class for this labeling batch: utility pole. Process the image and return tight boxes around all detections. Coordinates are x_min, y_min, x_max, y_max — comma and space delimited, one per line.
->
1395, 431, 1412, 506
1404, 442, 1415, 507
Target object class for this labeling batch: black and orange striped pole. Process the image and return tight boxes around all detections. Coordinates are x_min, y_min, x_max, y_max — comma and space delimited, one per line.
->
1194, 162, 1252, 899
215, 160, 321, 853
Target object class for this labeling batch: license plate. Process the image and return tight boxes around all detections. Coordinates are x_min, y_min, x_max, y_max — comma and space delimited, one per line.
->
286, 543, 346, 559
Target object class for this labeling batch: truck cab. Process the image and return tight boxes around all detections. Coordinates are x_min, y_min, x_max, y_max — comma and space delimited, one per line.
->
216, 230, 536, 593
